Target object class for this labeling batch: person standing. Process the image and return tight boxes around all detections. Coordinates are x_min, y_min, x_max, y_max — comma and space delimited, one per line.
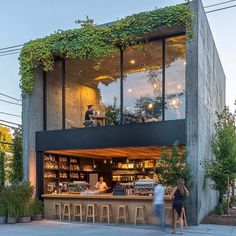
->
153, 180, 165, 231
94, 176, 109, 193
171, 179, 189, 234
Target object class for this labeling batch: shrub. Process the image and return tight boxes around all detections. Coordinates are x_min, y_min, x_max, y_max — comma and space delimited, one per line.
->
215, 201, 228, 215
31, 199, 43, 216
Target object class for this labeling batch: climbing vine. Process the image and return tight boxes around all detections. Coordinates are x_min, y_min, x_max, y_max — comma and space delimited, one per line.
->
19, 3, 193, 94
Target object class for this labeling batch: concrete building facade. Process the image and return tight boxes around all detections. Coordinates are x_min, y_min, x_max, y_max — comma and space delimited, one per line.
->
22, 0, 225, 225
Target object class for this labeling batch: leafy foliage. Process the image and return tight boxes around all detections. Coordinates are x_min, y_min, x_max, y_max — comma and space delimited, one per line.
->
11, 127, 23, 183
1, 182, 34, 217
19, 3, 193, 94
215, 201, 228, 215
0, 151, 5, 187
204, 106, 236, 202
154, 141, 192, 187
0, 126, 12, 152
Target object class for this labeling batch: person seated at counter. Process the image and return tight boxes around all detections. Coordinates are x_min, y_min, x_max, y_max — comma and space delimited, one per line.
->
84, 105, 96, 127
94, 176, 109, 193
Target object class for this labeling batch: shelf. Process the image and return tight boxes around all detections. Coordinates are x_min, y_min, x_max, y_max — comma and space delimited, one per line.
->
44, 168, 59, 171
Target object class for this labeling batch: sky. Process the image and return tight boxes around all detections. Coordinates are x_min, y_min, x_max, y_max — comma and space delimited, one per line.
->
0, 0, 236, 126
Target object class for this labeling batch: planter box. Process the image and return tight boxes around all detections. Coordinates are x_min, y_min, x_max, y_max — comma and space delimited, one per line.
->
32, 214, 43, 221
7, 217, 17, 224
19, 216, 31, 223
0, 216, 6, 224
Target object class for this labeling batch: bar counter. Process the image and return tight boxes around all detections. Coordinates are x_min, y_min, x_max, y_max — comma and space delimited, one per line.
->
42, 193, 172, 225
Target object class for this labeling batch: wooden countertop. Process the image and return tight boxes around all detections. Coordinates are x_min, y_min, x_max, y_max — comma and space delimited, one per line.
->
42, 193, 172, 201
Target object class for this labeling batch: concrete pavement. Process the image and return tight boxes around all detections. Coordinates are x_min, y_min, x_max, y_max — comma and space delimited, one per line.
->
0, 220, 235, 236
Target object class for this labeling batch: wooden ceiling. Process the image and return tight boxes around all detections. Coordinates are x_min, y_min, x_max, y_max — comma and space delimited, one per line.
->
46, 145, 185, 160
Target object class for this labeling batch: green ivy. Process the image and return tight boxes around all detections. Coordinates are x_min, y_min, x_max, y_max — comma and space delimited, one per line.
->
19, 3, 193, 94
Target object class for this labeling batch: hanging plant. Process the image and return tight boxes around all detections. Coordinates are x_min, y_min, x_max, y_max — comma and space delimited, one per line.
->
19, 3, 193, 94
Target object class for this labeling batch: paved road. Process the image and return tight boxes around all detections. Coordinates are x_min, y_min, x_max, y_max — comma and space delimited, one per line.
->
0, 220, 235, 236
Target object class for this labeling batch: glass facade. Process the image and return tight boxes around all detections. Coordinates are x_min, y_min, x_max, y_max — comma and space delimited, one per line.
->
46, 34, 186, 129
165, 35, 186, 120
65, 52, 120, 128
123, 41, 163, 124
46, 61, 62, 130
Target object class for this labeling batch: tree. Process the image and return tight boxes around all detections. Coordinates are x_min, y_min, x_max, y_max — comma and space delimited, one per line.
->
0, 126, 13, 187
11, 127, 23, 183
0, 126, 12, 152
154, 141, 192, 187
0, 151, 5, 187
204, 106, 236, 203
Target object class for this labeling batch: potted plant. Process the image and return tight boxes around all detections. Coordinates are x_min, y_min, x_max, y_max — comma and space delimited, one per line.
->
0, 203, 7, 224
19, 202, 31, 223
17, 182, 33, 223
31, 199, 43, 221
7, 202, 19, 224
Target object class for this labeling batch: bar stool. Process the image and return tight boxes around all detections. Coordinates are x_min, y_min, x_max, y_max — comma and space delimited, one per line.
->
100, 204, 113, 223
117, 205, 129, 224
73, 204, 83, 222
62, 204, 72, 221
53, 203, 62, 220
134, 205, 147, 225
86, 204, 97, 223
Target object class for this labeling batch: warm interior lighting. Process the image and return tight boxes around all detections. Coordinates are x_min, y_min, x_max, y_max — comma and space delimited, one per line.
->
170, 99, 177, 106
110, 159, 113, 164
94, 75, 114, 81
130, 59, 135, 64
128, 88, 132, 93
177, 84, 181, 89
153, 84, 157, 89
104, 160, 107, 164
148, 103, 154, 110
183, 61, 186, 65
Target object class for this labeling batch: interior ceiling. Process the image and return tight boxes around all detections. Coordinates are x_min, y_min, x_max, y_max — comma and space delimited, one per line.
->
46, 145, 185, 160
65, 35, 186, 86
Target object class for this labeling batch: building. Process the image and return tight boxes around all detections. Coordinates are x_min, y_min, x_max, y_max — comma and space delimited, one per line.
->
22, 0, 225, 225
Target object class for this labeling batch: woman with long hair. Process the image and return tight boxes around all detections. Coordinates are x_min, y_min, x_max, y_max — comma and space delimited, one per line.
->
171, 179, 189, 234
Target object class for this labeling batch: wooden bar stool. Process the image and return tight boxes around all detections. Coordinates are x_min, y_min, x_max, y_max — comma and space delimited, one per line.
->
53, 203, 62, 220
117, 205, 129, 224
62, 204, 72, 221
86, 204, 97, 223
73, 204, 83, 222
100, 204, 113, 223
134, 205, 147, 225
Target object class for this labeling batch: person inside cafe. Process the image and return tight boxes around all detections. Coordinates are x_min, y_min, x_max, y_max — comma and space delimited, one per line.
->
84, 105, 96, 127
94, 176, 109, 192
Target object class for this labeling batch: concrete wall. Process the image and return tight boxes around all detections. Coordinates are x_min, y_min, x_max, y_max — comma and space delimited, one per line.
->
186, 0, 226, 225
22, 68, 44, 188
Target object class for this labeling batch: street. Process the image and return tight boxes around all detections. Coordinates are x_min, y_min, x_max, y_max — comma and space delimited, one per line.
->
0, 221, 235, 236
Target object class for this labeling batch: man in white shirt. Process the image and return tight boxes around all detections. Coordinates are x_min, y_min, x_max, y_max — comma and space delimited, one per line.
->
94, 176, 108, 192
153, 180, 165, 231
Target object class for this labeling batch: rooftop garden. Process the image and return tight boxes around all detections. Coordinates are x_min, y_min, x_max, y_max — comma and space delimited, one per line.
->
19, 3, 193, 94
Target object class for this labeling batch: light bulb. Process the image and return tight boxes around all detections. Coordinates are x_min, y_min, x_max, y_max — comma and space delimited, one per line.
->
128, 89, 132, 93
130, 60, 135, 64
148, 103, 153, 109
104, 160, 107, 164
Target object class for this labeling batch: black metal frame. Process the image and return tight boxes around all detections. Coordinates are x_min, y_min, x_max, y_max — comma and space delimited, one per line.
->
62, 58, 66, 129
43, 71, 47, 131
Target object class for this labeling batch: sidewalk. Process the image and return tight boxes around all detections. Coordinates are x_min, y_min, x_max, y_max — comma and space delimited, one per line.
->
0, 220, 235, 236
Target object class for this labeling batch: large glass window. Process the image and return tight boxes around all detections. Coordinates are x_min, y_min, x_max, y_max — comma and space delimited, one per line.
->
165, 35, 186, 120
123, 40, 163, 124
65, 52, 120, 128
47, 61, 62, 130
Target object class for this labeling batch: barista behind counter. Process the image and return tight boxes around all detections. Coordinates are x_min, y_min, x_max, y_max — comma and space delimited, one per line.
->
93, 176, 110, 193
